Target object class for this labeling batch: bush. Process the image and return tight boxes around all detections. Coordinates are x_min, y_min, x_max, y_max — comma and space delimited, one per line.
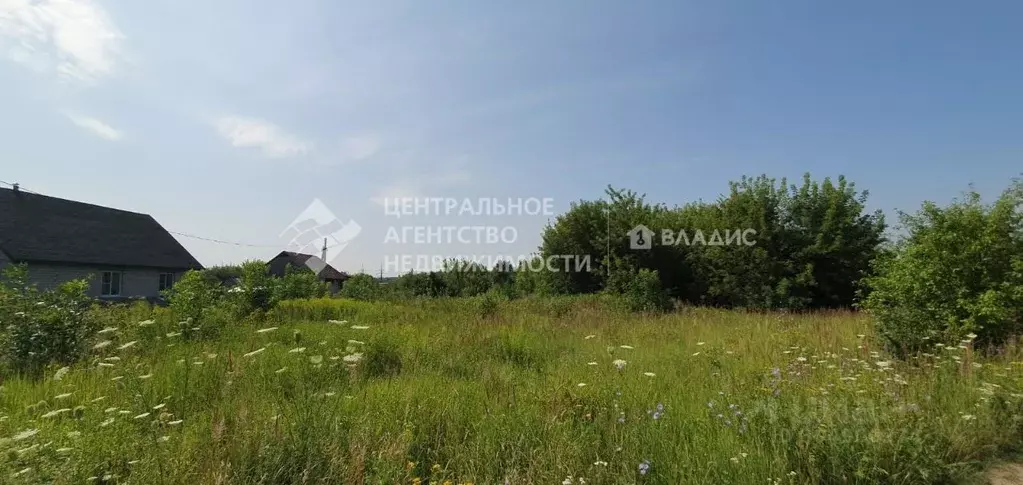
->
167, 269, 226, 338
274, 265, 328, 301
339, 274, 383, 301
0, 265, 95, 376
863, 180, 1023, 355
621, 268, 672, 313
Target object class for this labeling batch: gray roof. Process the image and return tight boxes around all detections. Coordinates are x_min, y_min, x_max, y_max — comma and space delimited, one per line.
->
267, 251, 348, 281
0, 187, 202, 270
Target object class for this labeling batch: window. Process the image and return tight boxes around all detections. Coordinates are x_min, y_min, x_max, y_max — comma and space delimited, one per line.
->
101, 271, 122, 296
158, 273, 175, 292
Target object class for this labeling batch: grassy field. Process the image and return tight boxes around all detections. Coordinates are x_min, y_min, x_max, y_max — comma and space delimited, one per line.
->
1, 296, 1022, 484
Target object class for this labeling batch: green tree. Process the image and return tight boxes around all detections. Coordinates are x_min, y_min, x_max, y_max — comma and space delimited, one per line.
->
863, 180, 1023, 355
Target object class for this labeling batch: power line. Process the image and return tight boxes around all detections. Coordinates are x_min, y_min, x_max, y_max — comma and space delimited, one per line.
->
166, 231, 283, 248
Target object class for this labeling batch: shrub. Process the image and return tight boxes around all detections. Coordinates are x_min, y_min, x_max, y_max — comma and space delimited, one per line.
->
339, 274, 383, 301
0, 265, 95, 376
863, 180, 1023, 355
621, 268, 672, 313
167, 269, 226, 338
274, 265, 328, 301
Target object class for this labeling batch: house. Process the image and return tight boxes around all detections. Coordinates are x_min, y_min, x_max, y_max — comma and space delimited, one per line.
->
266, 251, 349, 294
0, 186, 203, 299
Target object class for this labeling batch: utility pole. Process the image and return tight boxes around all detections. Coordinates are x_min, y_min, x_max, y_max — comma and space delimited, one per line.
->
606, 204, 611, 281
321, 238, 327, 261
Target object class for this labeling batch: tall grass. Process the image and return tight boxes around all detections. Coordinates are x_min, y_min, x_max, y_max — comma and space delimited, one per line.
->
1, 297, 1021, 484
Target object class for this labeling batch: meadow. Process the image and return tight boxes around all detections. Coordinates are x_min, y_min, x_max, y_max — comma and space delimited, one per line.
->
1, 296, 1022, 484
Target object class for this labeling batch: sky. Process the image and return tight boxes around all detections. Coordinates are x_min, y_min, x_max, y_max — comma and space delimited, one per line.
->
1, 0, 1020, 275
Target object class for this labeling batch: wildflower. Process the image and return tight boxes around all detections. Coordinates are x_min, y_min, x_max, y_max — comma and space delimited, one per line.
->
585, 335, 596, 339
613, 359, 627, 370
134, 413, 151, 420
139, 374, 153, 380
342, 353, 363, 363
730, 457, 739, 463
56, 447, 72, 453
97, 327, 118, 335
93, 340, 112, 350
643, 372, 655, 377
42, 408, 71, 418
166, 332, 181, 338
347, 339, 365, 345
168, 420, 183, 426
152, 403, 166, 410
309, 355, 324, 364
594, 460, 608, 466
327, 319, 347, 325
55, 392, 73, 400
158, 436, 170, 442
12, 468, 31, 477
138, 319, 155, 326
243, 347, 266, 358
587, 362, 598, 366
90, 396, 106, 403
275, 367, 287, 374
577, 383, 587, 387
961, 414, 976, 421
99, 418, 114, 427
432, 464, 442, 473
692, 352, 701, 356
638, 460, 651, 475
53, 366, 70, 381
796, 357, 807, 362
351, 325, 370, 330
697, 342, 705, 346
620, 345, 634, 349
288, 347, 306, 353
256, 327, 278, 333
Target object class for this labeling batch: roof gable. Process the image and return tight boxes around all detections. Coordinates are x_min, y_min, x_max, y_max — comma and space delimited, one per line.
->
267, 251, 348, 281
0, 188, 203, 270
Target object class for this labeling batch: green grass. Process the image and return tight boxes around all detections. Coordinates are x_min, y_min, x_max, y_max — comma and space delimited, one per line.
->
2, 297, 1022, 484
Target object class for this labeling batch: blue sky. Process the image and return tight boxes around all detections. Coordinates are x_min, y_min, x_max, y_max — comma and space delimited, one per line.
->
1, 0, 1020, 274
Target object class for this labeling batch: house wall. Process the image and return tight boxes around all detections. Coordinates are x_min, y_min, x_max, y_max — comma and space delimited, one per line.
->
23, 263, 186, 299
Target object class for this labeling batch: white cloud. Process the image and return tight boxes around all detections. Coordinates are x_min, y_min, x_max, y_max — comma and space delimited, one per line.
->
340, 134, 381, 161
0, 0, 124, 84
214, 116, 312, 158
65, 112, 121, 140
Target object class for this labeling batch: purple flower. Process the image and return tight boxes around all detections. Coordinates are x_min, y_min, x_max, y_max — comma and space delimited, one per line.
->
638, 460, 651, 475
656, 403, 664, 412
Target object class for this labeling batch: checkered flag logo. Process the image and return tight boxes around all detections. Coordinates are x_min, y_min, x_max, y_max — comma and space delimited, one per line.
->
279, 199, 361, 271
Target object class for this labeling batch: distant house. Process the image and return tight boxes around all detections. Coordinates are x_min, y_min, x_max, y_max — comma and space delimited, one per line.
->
0, 186, 203, 299
266, 251, 349, 294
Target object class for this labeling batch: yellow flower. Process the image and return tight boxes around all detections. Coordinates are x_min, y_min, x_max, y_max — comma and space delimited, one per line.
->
406, 461, 416, 471
432, 463, 443, 473
412, 479, 421, 485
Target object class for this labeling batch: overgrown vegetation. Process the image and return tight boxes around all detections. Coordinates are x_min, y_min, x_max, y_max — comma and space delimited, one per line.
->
863, 180, 1023, 355
0, 298, 1021, 484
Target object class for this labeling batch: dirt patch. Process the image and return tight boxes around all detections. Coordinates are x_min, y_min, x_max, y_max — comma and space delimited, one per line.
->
988, 464, 1023, 485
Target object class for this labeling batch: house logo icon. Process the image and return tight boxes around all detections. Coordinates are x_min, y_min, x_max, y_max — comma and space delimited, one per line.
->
279, 199, 362, 271
628, 224, 655, 250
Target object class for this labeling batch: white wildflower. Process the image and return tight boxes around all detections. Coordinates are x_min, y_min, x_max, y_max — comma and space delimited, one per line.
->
53, 367, 70, 381
93, 340, 112, 350
613, 359, 627, 370
117, 341, 137, 350
256, 327, 278, 333
243, 347, 266, 358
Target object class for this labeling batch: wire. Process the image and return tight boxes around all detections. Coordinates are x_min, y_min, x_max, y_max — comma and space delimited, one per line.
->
166, 231, 283, 248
